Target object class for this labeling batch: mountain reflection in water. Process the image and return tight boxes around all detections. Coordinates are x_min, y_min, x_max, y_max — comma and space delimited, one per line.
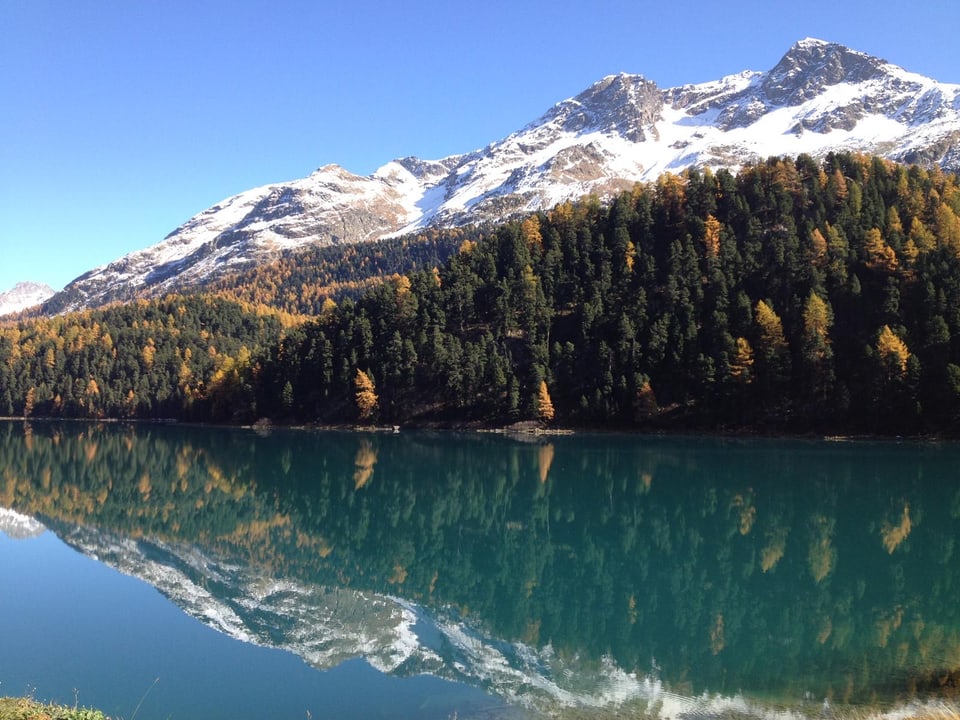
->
2, 420, 960, 718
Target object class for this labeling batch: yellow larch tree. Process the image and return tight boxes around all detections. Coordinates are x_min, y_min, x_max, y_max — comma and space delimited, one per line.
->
536, 380, 554, 423
354, 369, 378, 421
755, 300, 787, 354
802, 291, 833, 362
864, 228, 898, 272
936, 202, 960, 255
876, 325, 910, 378
729, 337, 755, 384
703, 214, 721, 259
807, 228, 827, 266
521, 215, 543, 251
908, 217, 937, 254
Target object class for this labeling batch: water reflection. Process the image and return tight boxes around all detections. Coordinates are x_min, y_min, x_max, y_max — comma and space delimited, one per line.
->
2, 420, 960, 717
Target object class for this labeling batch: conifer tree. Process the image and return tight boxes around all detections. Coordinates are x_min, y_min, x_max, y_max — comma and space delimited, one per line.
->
536, 380, 554, 423
753, 300, 791, 410
354, 369, 378, 421
876, 326, 910, 378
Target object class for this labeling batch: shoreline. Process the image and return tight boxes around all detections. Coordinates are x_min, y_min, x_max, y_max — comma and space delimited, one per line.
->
0, 413, 955, 444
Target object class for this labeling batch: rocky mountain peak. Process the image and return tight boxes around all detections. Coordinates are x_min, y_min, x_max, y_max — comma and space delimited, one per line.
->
0, 281, 56, 317
550, 72, 663, 142
762, 37, 887, 105
34, 40, 960, 315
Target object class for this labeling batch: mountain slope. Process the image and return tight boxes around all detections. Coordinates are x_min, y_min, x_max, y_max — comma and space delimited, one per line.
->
45, 38, 960, 313
0, 281, 55, 316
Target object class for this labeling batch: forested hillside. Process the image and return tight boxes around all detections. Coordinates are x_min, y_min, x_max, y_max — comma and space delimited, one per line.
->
207, 226, 468, 314
0, 295, 291, 421
5, 152, 960, 434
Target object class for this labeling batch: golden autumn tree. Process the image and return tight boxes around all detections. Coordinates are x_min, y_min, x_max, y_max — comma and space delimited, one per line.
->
754, 300, 790, 402
873, 325, 920, 429
908, 217, 937, 254
624, 238, 636, 273
84, 378, 100, 417
535, 380, 554, 423
354, 369, 378, 421
802, 292, 833, 362
635, 379, 658, 420
141, 339, 157, 370
729, 337, 755, 384
828, 167, 848, 204
863, 228, 898, 272
755, 300, 787, 352
876, 325, 910, 378
900, 237, 920, 268
703, 214, 721, 259
656, 172, 686, 224
807, 228, 827, 266
521, 215, 543, 251
887, 206, 904, 236
936, 202, 960, 255
801, 291, 835, 404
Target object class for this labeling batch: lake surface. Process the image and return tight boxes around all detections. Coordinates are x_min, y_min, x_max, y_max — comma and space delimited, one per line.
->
1, 420, 960, 719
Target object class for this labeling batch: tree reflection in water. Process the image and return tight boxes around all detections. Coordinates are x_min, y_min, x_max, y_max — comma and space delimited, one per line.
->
2, 420, 960, 716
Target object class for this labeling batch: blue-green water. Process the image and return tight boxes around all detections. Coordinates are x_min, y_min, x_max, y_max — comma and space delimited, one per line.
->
1, 420, 959, 719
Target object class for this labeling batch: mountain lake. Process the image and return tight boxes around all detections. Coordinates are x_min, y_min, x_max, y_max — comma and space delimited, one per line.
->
1, 419, 959, 719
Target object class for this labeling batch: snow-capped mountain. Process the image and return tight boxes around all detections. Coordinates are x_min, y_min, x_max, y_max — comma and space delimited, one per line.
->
0, 281, 55, 317
51, 519, 691, 718
0, 507, 46, 539
46, 38, 960, 313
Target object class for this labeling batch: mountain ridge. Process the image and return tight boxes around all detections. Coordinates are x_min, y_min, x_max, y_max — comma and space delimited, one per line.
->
0, 281, 55, 316
31, 38, 960, 315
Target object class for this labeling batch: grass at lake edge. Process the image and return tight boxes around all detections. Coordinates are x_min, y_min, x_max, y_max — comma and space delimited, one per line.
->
5, 695, 960, 720
0, 698, 108, 720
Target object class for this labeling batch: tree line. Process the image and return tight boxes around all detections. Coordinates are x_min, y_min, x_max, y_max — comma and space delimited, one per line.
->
5, 152, 960, 433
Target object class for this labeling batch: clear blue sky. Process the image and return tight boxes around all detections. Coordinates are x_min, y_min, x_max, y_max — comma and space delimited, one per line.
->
3, 0, 959, 292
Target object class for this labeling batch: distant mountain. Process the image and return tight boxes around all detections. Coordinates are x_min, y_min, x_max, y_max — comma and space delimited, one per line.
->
0, 507, 46, 539
45, 38, 960, 314
53, 520, 667, 717
0, 281, 55, 317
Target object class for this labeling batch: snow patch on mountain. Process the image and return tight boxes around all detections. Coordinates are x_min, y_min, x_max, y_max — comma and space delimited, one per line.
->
0, 281, 55, 317
0, 507, 47, 539
42, 38, 960, 314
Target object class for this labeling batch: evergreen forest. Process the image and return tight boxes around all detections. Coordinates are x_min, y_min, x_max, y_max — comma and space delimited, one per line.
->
5, 152, 960, 434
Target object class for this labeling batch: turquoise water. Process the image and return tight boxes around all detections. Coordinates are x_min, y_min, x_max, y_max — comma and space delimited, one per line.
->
1, 421, 959, 718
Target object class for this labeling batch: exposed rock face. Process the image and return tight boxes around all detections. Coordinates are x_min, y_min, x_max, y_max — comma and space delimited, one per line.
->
41, 38, 960, 314
550, 73, 664, 142
761, 38, 887, 106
